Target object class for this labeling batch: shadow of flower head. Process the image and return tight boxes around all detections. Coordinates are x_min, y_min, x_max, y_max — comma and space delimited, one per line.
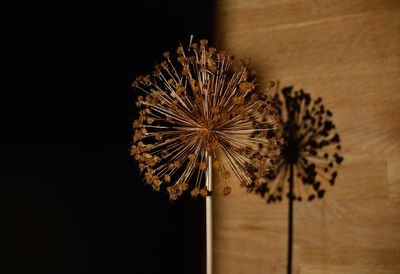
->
255, 86, 343, 203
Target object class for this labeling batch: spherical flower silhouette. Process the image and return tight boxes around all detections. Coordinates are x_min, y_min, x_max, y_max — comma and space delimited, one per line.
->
256, 86, 343, 203
131, 38, 282, 200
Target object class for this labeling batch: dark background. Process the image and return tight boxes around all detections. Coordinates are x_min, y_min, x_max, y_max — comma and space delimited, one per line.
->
1, 2, 215, 273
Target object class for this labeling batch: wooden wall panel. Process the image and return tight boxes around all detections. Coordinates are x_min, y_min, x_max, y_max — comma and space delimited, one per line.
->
213, 0, 400, 273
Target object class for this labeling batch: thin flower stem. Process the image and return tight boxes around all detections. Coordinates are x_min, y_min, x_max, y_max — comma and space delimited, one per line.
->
206, 153, 213, 274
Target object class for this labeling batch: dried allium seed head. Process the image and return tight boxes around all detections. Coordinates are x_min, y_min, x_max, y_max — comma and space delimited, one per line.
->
131, 37, 281, 200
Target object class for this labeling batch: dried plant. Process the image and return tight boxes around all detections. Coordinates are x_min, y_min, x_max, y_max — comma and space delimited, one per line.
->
256, 86, 343, 203
130, 38, 282, 200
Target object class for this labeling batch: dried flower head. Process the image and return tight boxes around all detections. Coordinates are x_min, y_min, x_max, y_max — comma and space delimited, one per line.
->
131, 37, 282, 200
255, 86, 343, 203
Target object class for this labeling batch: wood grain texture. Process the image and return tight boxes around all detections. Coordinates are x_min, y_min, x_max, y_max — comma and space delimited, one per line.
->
213, 0, 400, 273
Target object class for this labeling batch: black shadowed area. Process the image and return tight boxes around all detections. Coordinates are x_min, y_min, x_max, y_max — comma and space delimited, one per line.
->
1, 2, 215, 274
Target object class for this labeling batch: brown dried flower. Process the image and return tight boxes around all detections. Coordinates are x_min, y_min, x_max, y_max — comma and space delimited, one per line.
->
131, 37, 281, 200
